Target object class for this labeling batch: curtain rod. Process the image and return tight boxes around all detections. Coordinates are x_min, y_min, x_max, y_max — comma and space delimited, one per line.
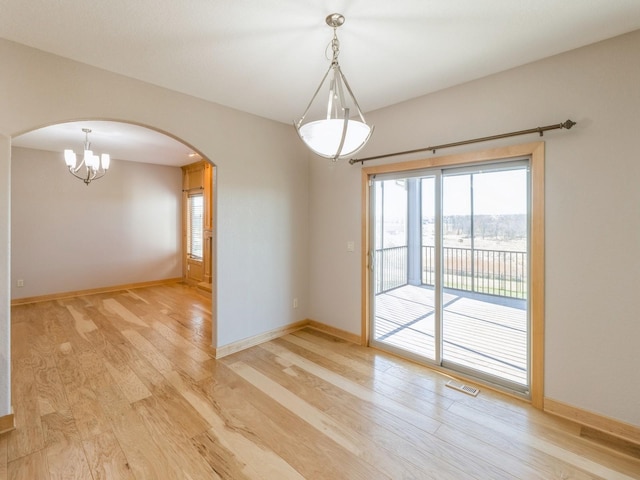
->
348, 119, 576, 165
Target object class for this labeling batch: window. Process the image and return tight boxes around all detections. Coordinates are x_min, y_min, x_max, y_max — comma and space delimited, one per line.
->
187, 193, 204, 260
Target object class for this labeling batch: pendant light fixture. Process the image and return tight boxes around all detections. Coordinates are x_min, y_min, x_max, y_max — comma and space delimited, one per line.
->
294, 13, 373, 161
64, 128, 110, 185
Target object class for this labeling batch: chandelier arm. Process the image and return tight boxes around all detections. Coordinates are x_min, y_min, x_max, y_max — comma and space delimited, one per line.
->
91, 171, 105, 182
67, 168, 93, 185
72, 157, 86, 173
67, 169, 85, 181
296, 64, 334, 127
337, 67, 367, 123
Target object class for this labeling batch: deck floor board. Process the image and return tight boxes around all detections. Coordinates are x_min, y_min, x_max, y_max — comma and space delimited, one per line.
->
374, 285, 528, 385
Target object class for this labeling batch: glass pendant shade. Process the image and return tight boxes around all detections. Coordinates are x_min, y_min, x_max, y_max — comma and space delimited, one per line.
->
294, 13, 373, 161
64, 149, 76, 167
101, 153, 110, 170
298, 119, 371, 158
84, 150, 94, 168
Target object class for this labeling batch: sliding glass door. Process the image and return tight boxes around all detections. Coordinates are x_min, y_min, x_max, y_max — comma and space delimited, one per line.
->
370, 161, 530, 394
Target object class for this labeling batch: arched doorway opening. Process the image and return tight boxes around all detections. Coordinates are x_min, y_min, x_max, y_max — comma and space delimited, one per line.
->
10, 119, 216, 341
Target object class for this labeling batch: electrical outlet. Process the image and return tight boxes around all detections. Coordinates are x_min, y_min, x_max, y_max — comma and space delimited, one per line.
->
293, 298, 298, 309
17, 279, 24, 287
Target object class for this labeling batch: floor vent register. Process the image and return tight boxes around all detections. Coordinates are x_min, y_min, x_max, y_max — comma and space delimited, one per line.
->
446, 380, 480, 397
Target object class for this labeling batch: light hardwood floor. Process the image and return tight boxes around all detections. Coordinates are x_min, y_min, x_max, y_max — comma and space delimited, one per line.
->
3, 283, 639, 479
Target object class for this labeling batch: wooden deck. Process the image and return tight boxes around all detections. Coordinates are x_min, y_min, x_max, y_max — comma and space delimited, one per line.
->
374, 284, 528, 386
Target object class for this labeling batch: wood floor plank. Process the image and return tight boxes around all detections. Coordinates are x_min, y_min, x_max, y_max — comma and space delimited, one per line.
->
6, 360, 44, 462
40, 410, 78, 449
82, 430, 135, 480
148, 319, 212, 362
54, 342, 112, 440
102, 298, 148, 327
35, 367, 69, 415
46, 437, 92, 480
105, 403, 180, 479
7, 450, 50, 480
135, 326, 213, 381
120, 328, 174, 376
102, 357, 152, 404
40, 410, 93, 480
133, 398, 222, 479
191, 430, 255, 480
166, 370, 305, 480
137, 382, 210, 439
65, 304, 98, 341
100, 344, 151, 403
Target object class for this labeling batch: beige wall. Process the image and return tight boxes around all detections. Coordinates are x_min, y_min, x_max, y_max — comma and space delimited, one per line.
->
11, 147, 182, 298
0, 39, 311, 417
309, 30, 640, 426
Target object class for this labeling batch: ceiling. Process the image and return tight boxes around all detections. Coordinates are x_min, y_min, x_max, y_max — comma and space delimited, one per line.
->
4, 0, 640, 165
13, 121, 198, 167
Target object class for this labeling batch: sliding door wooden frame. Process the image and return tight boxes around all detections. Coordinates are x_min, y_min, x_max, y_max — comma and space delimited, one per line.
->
361, 141, 545, 408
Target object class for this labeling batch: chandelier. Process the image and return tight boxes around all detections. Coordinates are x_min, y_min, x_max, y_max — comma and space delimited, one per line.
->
294, 13, 373, 161
64, 128, 110, 185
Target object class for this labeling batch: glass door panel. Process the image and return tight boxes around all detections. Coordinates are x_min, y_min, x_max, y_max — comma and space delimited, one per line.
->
371, 176, 436, 361
441, 167, 529, 389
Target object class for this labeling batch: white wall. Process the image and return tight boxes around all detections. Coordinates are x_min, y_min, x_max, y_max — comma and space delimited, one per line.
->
11, 147, 182, 298
310, 30, 640, 426
0, 39, 310, 417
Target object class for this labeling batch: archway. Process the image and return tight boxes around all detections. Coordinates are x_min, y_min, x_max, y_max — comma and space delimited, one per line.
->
10, 119, 216, 342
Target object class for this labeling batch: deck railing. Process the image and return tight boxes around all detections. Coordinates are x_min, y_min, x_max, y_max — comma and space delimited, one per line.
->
422, 246, 527, 299
374, 245, 527, 299
374, 246, 408, 294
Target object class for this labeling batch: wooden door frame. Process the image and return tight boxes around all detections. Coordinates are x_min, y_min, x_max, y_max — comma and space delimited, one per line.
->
361, 142, 545, 408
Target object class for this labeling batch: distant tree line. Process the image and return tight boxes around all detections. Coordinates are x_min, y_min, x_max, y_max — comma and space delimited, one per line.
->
442, 214, 527, 241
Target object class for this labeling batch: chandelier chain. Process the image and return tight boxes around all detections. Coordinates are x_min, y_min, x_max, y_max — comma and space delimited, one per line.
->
325, 29, 341, 64
331, 29, 340, 64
